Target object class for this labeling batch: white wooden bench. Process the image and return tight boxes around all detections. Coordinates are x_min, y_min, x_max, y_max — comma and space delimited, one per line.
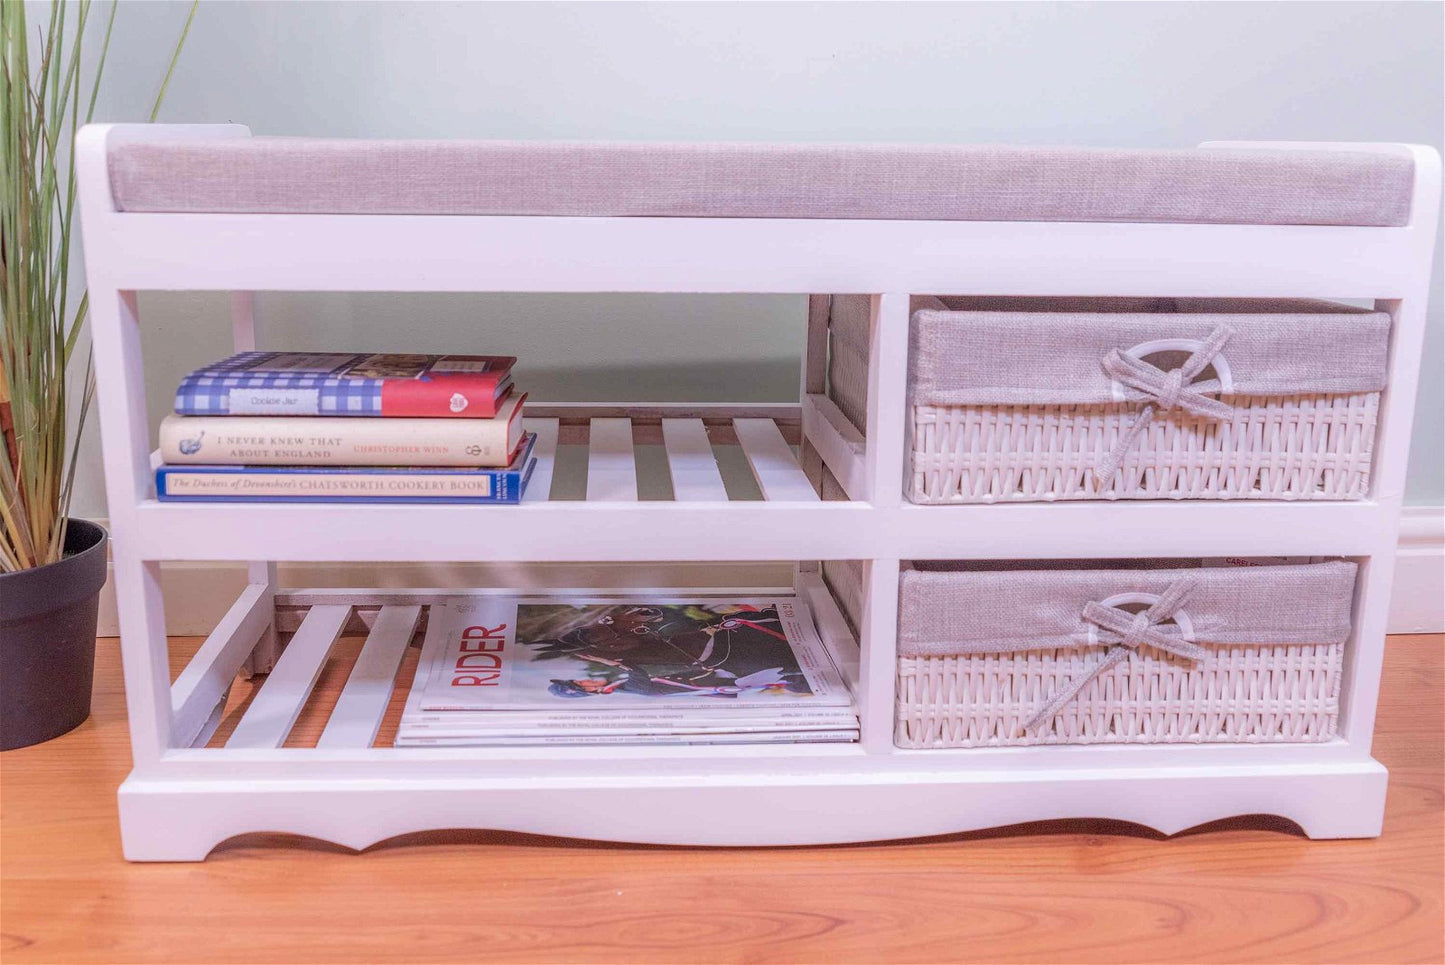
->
77, 124, 1439, 860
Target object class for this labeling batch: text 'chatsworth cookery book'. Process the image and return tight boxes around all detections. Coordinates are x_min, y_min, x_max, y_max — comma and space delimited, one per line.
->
397, 596, 858, 746
156, 433, 536, 504
174, 352, 516, 419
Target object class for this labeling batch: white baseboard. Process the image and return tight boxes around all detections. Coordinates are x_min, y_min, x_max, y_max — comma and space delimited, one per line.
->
92, 509, 1445, 636
1388, 507, 1445, 634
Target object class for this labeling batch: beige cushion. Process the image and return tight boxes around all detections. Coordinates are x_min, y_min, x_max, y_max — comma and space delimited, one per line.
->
108, 138, 1414, 226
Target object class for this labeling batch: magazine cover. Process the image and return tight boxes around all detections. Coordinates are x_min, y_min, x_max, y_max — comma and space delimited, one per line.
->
174, 351, 516, 419
410, 596, 852, 713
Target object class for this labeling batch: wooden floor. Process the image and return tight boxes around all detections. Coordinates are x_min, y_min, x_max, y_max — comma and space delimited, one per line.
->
1, 635, 1441, 965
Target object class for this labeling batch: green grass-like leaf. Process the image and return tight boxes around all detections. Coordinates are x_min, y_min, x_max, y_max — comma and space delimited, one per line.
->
1, 0, 195, 572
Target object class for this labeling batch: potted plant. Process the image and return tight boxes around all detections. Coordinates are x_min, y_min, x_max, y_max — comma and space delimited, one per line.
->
2, 1, 193, 750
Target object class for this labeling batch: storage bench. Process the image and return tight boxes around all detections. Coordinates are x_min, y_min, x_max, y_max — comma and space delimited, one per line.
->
893, 558, 1356, 748
898, 297, 1391, 503
76, 125, 1438, 856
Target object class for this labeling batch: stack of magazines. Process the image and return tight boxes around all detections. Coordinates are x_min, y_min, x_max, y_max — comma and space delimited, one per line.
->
154, 351, 535, 503
397, 596, 859, 746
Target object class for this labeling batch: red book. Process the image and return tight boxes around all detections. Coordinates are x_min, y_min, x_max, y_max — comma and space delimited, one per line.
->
174, 352, 517, 418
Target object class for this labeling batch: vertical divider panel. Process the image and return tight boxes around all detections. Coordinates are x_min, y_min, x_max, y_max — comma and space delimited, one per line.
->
858, 558, 902, 753
586, 418, 638, 501
734, 419, 820, 502
661, 419, 728, 501
522, 417, 560, 503
864, 293, 912, 508
225, 604, 351, 749
317, 605, 422, 748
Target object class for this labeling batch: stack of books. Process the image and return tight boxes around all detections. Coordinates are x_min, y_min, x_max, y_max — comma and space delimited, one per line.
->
154, 352, 536, 503
397, 595, 859, 746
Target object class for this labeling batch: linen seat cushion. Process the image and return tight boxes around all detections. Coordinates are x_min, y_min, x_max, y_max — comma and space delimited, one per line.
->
108, 138, 1414, 226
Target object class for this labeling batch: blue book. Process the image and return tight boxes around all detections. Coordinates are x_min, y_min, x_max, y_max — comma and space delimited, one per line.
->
156, 434, 537, 504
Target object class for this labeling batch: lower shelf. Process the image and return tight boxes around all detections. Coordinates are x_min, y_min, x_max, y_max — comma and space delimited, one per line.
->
133, 578, 1390, 860
172, 577, 863, 754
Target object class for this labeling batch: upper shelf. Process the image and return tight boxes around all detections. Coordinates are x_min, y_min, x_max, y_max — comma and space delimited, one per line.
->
127, 404, 1402, 562
125, 501, 1394, 565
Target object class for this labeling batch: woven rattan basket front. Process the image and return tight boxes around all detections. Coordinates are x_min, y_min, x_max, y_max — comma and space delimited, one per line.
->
878, 559, 1355, 749
896, 642, 1344, 748
894, 297, 1390, 503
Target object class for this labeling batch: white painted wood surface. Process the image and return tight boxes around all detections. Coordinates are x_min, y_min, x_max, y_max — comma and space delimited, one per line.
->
733, 418, 820, 502
802, 393, 867, 499
224, 605, 351, 749
74, 124, 1441, 859
317, 606, 421, 748
585, 418, 638, 502
169, 582, 274, 748
661, 419, 728, 501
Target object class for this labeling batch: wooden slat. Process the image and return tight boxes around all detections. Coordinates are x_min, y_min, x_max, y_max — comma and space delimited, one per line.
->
586, 418, 638, 501
317, 605, 421, 748
224, 605, 351, 749
170, 583, 274, 748
661, 419, 728, 501
802, 393, 868, 501
733, 418, 821, 502
521, 417, 559, 503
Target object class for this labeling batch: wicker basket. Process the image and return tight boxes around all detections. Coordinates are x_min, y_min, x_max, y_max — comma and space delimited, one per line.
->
891, 558, 1355, 749
898, 297, 1389, 503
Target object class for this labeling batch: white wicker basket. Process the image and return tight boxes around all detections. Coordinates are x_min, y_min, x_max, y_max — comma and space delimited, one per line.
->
897, 297, 1390, 503
891, 559, 1355, 749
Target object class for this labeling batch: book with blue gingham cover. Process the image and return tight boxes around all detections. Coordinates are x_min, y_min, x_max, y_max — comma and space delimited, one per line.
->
174, 351, 515, 418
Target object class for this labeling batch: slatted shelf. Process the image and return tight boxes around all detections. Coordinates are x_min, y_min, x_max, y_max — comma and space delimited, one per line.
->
194, 583, 862, 754
225, 604, 351, 748
316, 605, 422, 748
734, 418, 821, 502
661, 418, 729, 501
524, 407, 821, 505
586, 417, 640, 501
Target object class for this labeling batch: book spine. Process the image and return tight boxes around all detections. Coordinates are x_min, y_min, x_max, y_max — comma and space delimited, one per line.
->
158, 410, 519, 466
174, 378, 508, 419
155, 466, 525, 504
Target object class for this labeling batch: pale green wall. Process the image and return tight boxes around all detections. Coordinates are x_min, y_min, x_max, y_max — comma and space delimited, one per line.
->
69, 1, 1443, 516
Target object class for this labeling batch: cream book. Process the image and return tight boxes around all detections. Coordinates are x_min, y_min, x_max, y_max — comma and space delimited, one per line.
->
158, 393, 525, 467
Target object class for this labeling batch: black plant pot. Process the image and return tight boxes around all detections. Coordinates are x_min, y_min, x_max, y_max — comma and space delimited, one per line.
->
1, 519, 108, 751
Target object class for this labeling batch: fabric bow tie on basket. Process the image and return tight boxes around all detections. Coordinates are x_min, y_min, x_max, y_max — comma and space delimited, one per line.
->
1095, 325, 1236, 486
1022, 577, 1207, 731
